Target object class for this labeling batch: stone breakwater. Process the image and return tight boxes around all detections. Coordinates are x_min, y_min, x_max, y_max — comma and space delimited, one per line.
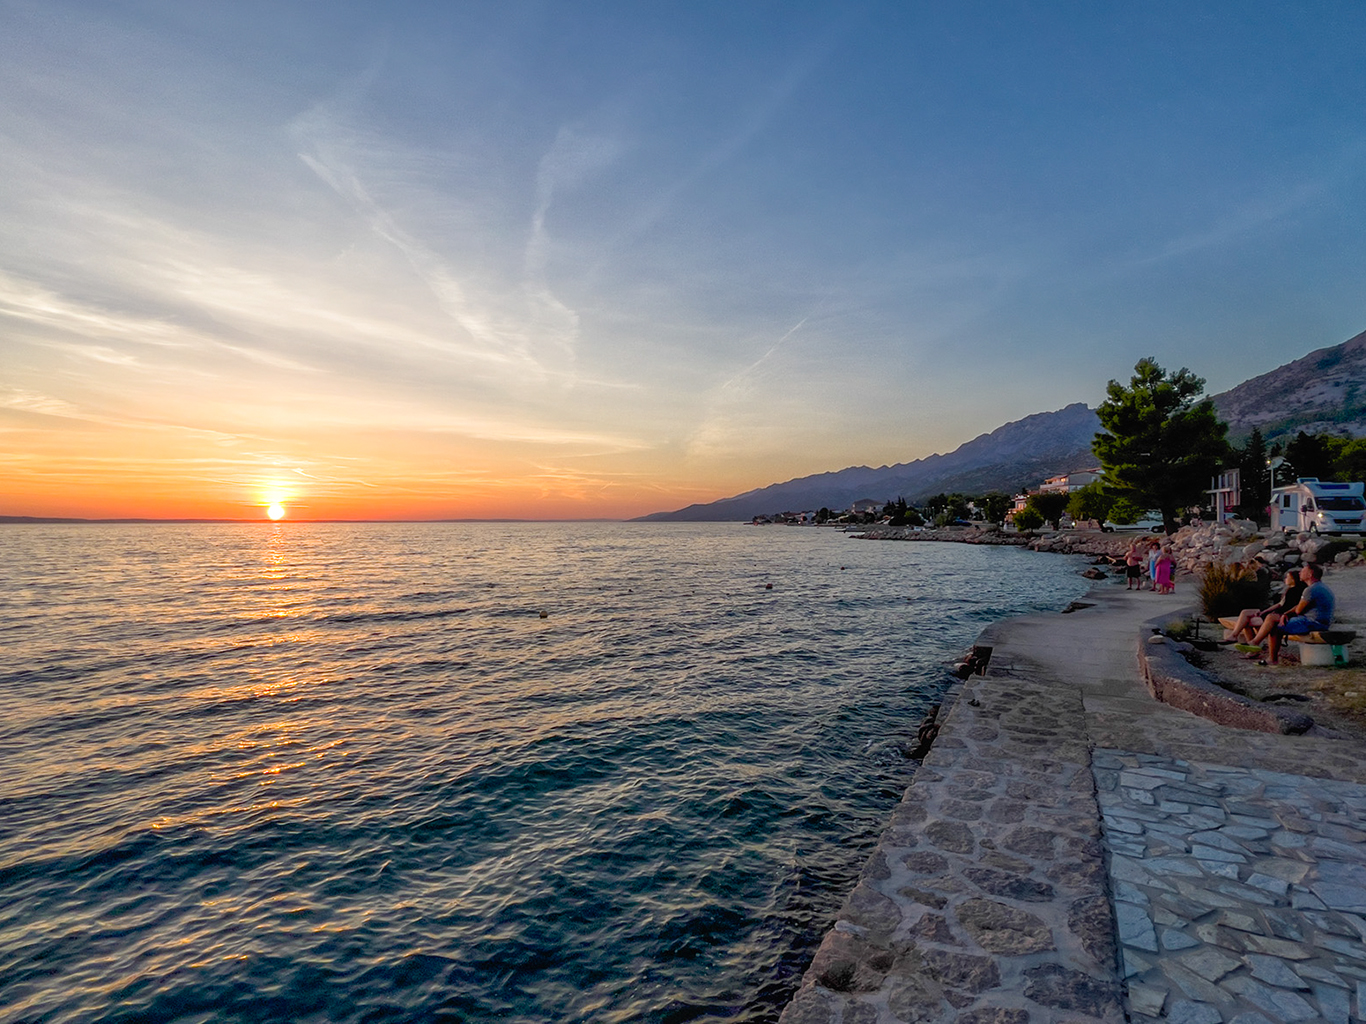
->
852, 522, 1366, 577
777, 584, 1366, 1024
779, 657, 1125, 1024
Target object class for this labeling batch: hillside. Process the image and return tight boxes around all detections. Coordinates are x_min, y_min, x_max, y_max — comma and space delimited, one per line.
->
1211, 328, 1366, 441
637, 326, 1366, 523
635, 404, 1100, 522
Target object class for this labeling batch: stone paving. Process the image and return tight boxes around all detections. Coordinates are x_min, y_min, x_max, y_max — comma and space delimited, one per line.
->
780, 656, 1125, 1023
779, 580, 1366, 1024
1096, 750, 1366, 1024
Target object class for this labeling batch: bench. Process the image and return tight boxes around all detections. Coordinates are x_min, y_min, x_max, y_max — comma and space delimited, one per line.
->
1286, 630, 1355, 666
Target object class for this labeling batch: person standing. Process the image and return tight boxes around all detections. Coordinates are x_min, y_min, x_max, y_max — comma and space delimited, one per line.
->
1124, 541, 1143, 590
1154, 546, 1175, 594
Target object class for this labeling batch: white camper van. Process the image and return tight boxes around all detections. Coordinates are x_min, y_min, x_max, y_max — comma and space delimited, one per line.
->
1270, 477, 1366, 535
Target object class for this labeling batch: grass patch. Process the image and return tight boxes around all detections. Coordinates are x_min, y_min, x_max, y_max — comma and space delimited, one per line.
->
1198, 563, 1269, 620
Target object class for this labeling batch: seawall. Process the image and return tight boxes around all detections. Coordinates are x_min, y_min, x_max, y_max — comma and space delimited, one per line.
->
777, 575, 1366, 1024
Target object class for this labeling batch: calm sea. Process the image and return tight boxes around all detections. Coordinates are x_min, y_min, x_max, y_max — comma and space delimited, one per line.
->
0, 523, 1087, 1024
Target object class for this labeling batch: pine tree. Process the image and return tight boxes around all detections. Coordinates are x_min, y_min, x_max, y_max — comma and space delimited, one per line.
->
1093, 358, 1229, 534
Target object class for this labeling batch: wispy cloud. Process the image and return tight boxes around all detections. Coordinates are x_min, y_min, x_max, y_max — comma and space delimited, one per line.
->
289, 92, 623, 383
685, 315, 812, 459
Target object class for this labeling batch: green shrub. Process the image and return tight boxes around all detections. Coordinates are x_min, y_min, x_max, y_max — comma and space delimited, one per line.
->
1198, 563, 1269, 620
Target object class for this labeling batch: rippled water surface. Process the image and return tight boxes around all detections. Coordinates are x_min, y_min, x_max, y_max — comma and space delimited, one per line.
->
0, 523, 1087, 1023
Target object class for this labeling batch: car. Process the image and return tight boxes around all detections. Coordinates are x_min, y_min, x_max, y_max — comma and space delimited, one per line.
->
1104, 513, 1164, 531
1070, 518, 1114, 532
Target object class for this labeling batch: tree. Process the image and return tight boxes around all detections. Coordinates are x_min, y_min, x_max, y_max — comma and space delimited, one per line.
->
1093, 358, 1230, 534
1285, 430, 1347, 481
1233, 427, 1269, 518
1336, 438, 1366, 482
1107, 498, 1144, 525
882, 497, 917, 526
1013, 506, 1044, 532
1066, 481, 1114, 524
1026, 491, 1070, 530
975, 492, 1012, 526
931, 493, 971, 526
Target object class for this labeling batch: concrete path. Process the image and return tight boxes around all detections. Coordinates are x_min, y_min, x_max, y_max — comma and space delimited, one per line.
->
780, 574, 1366, 1024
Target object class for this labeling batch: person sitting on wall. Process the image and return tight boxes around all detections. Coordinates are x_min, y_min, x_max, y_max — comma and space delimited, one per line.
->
1222, 569, 1304, 644
1243, 562, 1335, 665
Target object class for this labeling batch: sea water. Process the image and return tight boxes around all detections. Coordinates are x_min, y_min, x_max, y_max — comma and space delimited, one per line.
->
0, 522, 1088, 1024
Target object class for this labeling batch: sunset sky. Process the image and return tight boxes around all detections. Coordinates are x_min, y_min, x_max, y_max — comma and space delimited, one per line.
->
3, 2, 1365, 520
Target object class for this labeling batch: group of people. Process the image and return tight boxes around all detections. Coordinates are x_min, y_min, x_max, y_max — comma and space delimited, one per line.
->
1221, 562, 1336, 665
1123, 540, 1175, 593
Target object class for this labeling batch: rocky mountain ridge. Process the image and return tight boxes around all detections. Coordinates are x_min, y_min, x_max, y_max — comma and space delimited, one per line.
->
636, 404, 1101, 522
1211, 328, 1366, 440
637, 327, 1366, 522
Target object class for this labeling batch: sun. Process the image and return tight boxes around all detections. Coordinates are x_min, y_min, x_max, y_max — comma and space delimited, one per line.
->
266, 503, 287, 520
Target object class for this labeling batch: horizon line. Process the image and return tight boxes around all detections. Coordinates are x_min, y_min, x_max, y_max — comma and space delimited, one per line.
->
0, 516, 647, 525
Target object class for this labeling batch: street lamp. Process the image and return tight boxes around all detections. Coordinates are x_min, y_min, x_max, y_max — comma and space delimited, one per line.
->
1268, 456, 1284, 497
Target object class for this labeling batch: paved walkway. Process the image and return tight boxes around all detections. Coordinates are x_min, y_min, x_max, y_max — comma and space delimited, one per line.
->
780, 575, 1366, 1024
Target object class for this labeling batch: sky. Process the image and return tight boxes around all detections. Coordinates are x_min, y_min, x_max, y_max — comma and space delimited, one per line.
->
2, 1, 1365, 520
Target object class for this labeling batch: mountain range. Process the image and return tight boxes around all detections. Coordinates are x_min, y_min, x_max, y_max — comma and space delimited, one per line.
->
636, 327, 1366, 522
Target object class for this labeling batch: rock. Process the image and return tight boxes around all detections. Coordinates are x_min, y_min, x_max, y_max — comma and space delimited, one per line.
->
1337, 551, 1355, 564
1081, 567, 1107, 579
957, 898, 1054, 954
1244, 539, 1265, 558
1023, 963, 1121, 1016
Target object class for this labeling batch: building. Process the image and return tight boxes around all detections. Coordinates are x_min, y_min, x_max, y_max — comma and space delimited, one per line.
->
1207, 468, 1242, 524
1038, 469, 1104, 494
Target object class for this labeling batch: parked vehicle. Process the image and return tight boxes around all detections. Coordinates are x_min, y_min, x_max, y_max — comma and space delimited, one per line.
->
1104, 513, 1164, 532
1270, 478, 1366, 535
1071, 518, 1114, 532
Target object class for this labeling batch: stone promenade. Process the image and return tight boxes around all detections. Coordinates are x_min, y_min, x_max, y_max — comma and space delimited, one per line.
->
779, 573, 1366, 1024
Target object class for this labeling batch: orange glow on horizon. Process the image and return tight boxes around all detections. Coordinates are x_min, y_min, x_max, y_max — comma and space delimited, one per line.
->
0, 421, 765, 521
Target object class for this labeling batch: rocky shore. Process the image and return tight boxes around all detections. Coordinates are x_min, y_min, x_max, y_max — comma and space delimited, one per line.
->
851, 521, 1366, 576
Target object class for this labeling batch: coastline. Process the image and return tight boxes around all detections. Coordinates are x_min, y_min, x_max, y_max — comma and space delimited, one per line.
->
778, 569, 1366, 1023
849, 524, 1139, 560
851, 519, 1366, 578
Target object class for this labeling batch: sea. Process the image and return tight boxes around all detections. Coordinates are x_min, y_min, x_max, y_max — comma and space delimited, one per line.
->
0, 522, 1089, 1024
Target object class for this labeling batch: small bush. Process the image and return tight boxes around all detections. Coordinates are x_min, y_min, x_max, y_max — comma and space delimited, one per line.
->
1164, 619, 1192, 640
1198, 563, 1269, 620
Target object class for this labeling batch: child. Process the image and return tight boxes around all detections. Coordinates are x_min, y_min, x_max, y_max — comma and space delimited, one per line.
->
1124, 542, 1143, 590
1154, 547, 1175, 594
